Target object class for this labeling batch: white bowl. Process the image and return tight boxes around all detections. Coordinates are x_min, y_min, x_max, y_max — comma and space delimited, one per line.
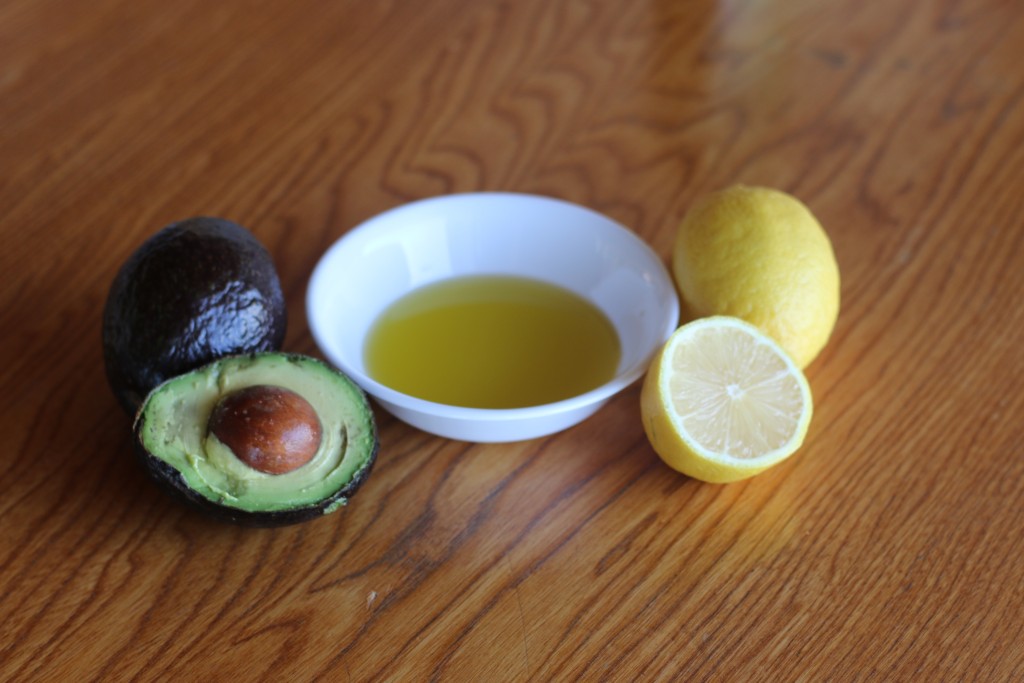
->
306, 192, 679, 442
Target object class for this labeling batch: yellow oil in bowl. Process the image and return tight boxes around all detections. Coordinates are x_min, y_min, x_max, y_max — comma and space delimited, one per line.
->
364, 275, 621, 409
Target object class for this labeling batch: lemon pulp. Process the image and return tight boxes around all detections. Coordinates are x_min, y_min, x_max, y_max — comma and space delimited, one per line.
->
669, 323, 807, 459
364, 275, 621, 409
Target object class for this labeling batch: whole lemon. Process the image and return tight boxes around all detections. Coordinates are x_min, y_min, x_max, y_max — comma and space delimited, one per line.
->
672, 185, 840, 368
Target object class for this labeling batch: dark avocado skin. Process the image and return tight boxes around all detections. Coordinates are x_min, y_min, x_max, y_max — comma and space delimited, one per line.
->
103, 217, 286, 415
131, 352, 379, 527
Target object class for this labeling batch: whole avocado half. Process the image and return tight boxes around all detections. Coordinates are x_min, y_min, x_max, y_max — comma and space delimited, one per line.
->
103, 217, 286, 415
133, 352, 378, 526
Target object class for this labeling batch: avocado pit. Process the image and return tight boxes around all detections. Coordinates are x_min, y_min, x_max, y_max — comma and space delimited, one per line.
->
209, 385, 322, 475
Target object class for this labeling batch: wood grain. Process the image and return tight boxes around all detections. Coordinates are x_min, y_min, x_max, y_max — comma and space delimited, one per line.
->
3, 0, 1024, 680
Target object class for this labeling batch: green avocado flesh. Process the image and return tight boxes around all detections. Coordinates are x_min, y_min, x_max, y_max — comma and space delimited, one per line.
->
137, 354, 375, 513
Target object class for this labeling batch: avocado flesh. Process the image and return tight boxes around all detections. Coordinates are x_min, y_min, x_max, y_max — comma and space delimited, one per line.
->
137, 354, 375, 514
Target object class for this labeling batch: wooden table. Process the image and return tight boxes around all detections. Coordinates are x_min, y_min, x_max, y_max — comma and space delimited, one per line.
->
3, 0, 1023, 680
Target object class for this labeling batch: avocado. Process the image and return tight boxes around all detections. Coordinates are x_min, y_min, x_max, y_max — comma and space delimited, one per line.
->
134, 352, 378, 526
103, 217, 286, 415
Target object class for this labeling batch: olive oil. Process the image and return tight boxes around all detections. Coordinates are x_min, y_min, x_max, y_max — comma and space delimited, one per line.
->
364, 275, 621, 409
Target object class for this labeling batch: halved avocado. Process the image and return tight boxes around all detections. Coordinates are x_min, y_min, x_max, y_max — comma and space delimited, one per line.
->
133, 353, 378, 526
103, 217, 286, 415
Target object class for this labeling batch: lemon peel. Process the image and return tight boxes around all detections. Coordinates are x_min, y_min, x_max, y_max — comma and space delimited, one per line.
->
672, 185, 840, 368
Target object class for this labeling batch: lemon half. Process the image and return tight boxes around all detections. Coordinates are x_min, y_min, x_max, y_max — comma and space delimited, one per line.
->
640, 316, 813, 483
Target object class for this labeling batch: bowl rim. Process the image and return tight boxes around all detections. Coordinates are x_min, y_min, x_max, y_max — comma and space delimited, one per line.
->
306, 191, 680, 423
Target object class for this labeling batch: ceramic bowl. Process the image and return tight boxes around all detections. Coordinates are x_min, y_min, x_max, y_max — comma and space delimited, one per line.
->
306, 192, 679, 442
